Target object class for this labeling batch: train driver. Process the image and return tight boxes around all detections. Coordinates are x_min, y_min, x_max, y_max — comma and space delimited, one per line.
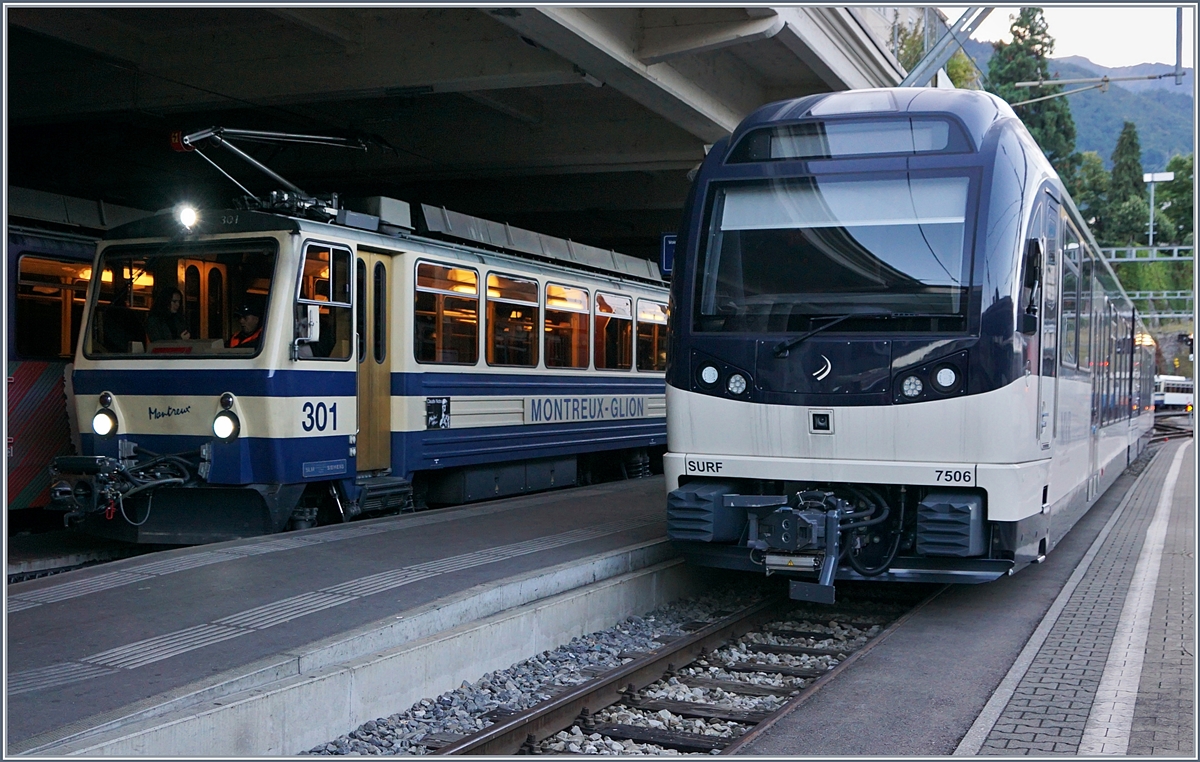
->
229, 298, 264, 349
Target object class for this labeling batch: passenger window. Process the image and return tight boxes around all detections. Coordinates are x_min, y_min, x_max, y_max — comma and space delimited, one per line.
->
486, 273, 538, 367
1060, 260, 1078, 368
595, 293, 632, 371
414, 262, 479, 364
373, 262, 387, 364
16, 255, 91, 359
1078, 253, 1093, 371
544, 284, 589, 369
295, 244, 352, 360
636, 300, 668, 372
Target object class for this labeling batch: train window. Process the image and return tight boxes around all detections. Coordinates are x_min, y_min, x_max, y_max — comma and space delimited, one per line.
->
728, 118, 970, 163
373, 262, 387, 364
696, 175, 972, 333
85, 242, 277, 358
544, 284, 589, 369
1078, 254, 1093, 371
1060, 261, 1078, 368
415, 262, 479, 364
295, 244, 352, 360
595, 293, 633, 371
636, 300, 668, 372
16, 256, 91, 359
486, 273, 539, 367
357, 259, 368, 363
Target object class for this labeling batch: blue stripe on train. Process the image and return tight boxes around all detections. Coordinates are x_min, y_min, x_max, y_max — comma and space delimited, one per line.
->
74, 369, 663, 398
80, 416, 666, 485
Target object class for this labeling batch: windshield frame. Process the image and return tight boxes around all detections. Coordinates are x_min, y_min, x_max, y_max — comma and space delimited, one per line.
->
691, 166, 981, 335
82, 237, 280, 361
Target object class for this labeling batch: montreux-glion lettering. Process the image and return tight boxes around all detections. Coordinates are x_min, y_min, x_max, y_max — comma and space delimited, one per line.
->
526, 395, 647, 424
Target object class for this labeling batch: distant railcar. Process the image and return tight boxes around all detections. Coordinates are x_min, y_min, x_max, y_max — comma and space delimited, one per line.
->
664, 88, 1156, 602
1154, 374, 1193, 412
7, 229, 96, 511
49, 200, 669, 543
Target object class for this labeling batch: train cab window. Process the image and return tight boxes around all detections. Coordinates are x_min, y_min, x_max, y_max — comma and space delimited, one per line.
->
636, 300, 668, 372
16, 256, 91, 359
414, 262, 479, 364
295, 244, 352, 360
544, 284, 589, 369
486, 273, 538, 367
595, 293, 633, 371
86, 242, 277, 357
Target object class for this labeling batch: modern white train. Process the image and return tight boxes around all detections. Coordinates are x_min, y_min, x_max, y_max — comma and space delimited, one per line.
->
663, 88, 1156, 602
49, 193, 669, 544
1154, 374, 1193, 412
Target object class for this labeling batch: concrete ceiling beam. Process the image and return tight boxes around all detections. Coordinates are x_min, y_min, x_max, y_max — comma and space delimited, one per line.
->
485, 7, 745, 143
8, 8, 145, 64
637, 12, 783, 64
270, 9, 364, 52
773, 7, 904, 91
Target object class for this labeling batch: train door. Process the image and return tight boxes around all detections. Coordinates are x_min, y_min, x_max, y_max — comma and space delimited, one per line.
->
1087, 283, 1104, 500
356, 251, 392, 472
1038, 195, 1060, 451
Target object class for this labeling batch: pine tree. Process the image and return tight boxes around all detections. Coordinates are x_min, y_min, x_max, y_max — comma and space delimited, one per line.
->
1109, 122, 1145, 205
986, 8, 1078, 180
1069, 151, 1110, 239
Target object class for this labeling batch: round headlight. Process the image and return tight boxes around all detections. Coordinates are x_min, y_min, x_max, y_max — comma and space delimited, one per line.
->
92, 409, 118, 437
727, 373, 748, 395
934, 366, 959, 391
178, 205, 198, 229
219, 392, 235, 410
98, 391, 113, 408
213, 410, 240, 440
901, 375, 923, 398
699, 364, 719, 386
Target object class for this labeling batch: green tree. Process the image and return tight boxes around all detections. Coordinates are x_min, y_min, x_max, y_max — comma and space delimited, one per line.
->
1158, 153, 1193, 244
1069, 151, 1110, 238
986, 8, 1078, 180
1109, 122, 1146, 205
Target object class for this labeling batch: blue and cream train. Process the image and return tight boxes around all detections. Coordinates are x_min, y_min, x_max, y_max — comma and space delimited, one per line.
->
49, 201, 669, 543
663, 88, 1156, 602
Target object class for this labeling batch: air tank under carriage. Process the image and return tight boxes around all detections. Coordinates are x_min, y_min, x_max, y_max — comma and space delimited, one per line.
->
663, 88, 1155, 602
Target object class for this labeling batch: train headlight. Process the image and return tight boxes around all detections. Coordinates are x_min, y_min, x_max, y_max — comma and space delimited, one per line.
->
92, 409, 118, 438
727, 373, 748, 395
932, 366, 959, 392
901, 375, 923, 398
698, 364, 719, 387
178, 205, 199, 229
213, 410, 240, 440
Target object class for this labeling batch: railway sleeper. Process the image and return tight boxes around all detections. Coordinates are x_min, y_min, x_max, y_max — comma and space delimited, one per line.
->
677, 675, 800, 698
723, 661, 828, 679
591, 723, 732, 753
633, 699, 771, 724
749, 643, 851, 658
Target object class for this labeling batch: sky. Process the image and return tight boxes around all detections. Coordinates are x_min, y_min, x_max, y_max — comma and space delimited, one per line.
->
937, 5, 1196, 69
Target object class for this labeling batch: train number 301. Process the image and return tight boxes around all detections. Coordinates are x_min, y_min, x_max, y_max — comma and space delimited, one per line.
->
301, 401, 338, 432
935, 469, 972, 483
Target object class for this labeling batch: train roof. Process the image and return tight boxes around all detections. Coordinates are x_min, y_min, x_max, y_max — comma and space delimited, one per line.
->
729, 88, 1017, 155
102, 200, 665, 286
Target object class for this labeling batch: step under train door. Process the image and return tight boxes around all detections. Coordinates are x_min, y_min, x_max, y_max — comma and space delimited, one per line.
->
356, 252, 392, 473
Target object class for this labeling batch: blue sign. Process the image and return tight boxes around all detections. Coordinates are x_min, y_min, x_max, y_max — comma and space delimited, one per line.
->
660, 233, 677, 277
303, 459, 348, 478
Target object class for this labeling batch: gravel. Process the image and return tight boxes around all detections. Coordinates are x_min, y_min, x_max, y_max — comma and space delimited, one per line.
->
302, 580, 906, 756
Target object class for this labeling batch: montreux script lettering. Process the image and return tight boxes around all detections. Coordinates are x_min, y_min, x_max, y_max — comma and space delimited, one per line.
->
148, 404, 192, 421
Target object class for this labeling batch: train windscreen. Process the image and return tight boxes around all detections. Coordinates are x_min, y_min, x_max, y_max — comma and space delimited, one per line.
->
84, 242, 277, 357
695, 174, 972, 333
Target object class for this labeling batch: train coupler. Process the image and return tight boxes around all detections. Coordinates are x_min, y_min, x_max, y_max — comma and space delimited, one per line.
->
732, 490, 847, 604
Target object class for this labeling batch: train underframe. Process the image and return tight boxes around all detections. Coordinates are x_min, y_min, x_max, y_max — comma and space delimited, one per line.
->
667, 477, 1032, 604
48, 443, 663, 544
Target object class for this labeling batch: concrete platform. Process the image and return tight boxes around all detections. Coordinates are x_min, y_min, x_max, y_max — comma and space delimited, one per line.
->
7, 530, 165, 577
5, 477, 696, 756
736, 439, 1194, 757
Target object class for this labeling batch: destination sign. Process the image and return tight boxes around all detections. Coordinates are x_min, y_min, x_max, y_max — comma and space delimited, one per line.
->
525, 395, 654, 424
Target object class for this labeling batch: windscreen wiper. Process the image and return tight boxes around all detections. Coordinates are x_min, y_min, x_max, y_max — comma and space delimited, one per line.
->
772, 308, 893, 358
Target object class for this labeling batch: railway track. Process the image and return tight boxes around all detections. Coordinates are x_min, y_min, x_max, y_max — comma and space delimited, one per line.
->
1153, 413, 1194, 442
411, 584, 946, 756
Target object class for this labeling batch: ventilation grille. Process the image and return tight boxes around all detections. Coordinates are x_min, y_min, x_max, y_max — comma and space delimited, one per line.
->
916, 492, 985, 557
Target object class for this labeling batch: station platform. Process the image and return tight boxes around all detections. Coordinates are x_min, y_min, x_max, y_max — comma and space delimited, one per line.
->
5, 477, 680, 756
738, 438, 1194, 757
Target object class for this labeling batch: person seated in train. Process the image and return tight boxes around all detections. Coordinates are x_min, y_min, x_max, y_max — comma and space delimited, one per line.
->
145, 287, 191, 342
228, 299, 264, 349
